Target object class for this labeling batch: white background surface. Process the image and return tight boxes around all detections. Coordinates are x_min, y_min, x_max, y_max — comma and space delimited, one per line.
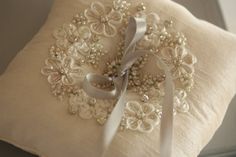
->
218, 0, 236, 34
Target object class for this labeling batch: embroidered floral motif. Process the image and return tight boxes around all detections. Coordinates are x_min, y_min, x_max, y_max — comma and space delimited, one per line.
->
68, 40, 90, 57
67, 26, 92, 58
124, 101, 160, 132
94, 101, 114, 125
174, 89, 189, 113
85, 1, 122, 37
68, 89, 114, 124
53, 23, 79, 49
179, 73, 194, 91
159, 46, 197, 78
41, 0, 197, 133
52, 24, 106, 68
41, 57, 84, 85
69, 90, 94, 119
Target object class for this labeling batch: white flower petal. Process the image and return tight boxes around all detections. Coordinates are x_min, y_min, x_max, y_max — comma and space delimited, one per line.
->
90, 22, 105, 35
48, 73, 62, 84
104, 23, 117, 37
126, 117, 139, 130
108, 10, 122, 23
53, 27, 67, 40
126, 101, 142, 114
139, 120, 153, 133
183, 53, 197, 65
142, 103, 155, 115
79, 103, 93, 119
146, 112, 160, 126
68, 97, 79, 114
146, 12, 160, 25
62, 75, 75, 85
175, 46, 187, 58
41, 66, 57, 76
91, 2, 105, 16
84, 9, 100, 23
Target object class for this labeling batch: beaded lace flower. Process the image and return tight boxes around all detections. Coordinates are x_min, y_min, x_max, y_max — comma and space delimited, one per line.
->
85, 1, 122, 37
41, 0, 197, 133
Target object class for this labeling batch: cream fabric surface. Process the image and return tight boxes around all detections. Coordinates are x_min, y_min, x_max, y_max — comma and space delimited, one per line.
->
0, 0, 236, 157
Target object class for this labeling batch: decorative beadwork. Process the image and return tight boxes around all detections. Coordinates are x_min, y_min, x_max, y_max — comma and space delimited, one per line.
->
41, 0, 197, 133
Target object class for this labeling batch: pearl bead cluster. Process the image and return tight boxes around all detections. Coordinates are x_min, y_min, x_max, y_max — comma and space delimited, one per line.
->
72, 12, 87, 25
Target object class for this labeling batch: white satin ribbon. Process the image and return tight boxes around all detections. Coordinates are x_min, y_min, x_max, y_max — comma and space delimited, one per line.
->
82, 16, 174, 157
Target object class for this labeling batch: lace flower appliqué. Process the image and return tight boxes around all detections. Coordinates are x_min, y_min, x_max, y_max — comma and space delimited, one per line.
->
85, 1, 122, 37
53, 23, 78, 49
174, 89, 189, 113
124, 101, 160, 133
69, 89, 114, 125
159, 46, 197, 78
69, 89, 94, 119
41, 57, 84, 85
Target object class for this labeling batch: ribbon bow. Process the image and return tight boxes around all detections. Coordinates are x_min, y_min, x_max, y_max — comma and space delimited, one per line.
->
83, 16, 174, 157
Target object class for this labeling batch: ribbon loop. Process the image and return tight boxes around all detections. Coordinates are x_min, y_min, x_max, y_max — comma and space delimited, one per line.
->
83, 16, 147, 101
82, 73, 118, 99
124, 17, 147, 54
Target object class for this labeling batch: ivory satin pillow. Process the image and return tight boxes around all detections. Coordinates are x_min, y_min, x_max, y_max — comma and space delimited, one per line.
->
0, 0, 236, 157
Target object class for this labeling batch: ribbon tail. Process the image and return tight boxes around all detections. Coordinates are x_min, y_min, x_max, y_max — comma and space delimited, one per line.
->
157, 57, 175, 157
100, 72, 129, 157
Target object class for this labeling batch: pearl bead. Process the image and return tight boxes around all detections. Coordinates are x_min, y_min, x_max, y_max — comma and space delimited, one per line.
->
141, 94, 149, 102
78, 26, 91, 39
88, 98, 96, 106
